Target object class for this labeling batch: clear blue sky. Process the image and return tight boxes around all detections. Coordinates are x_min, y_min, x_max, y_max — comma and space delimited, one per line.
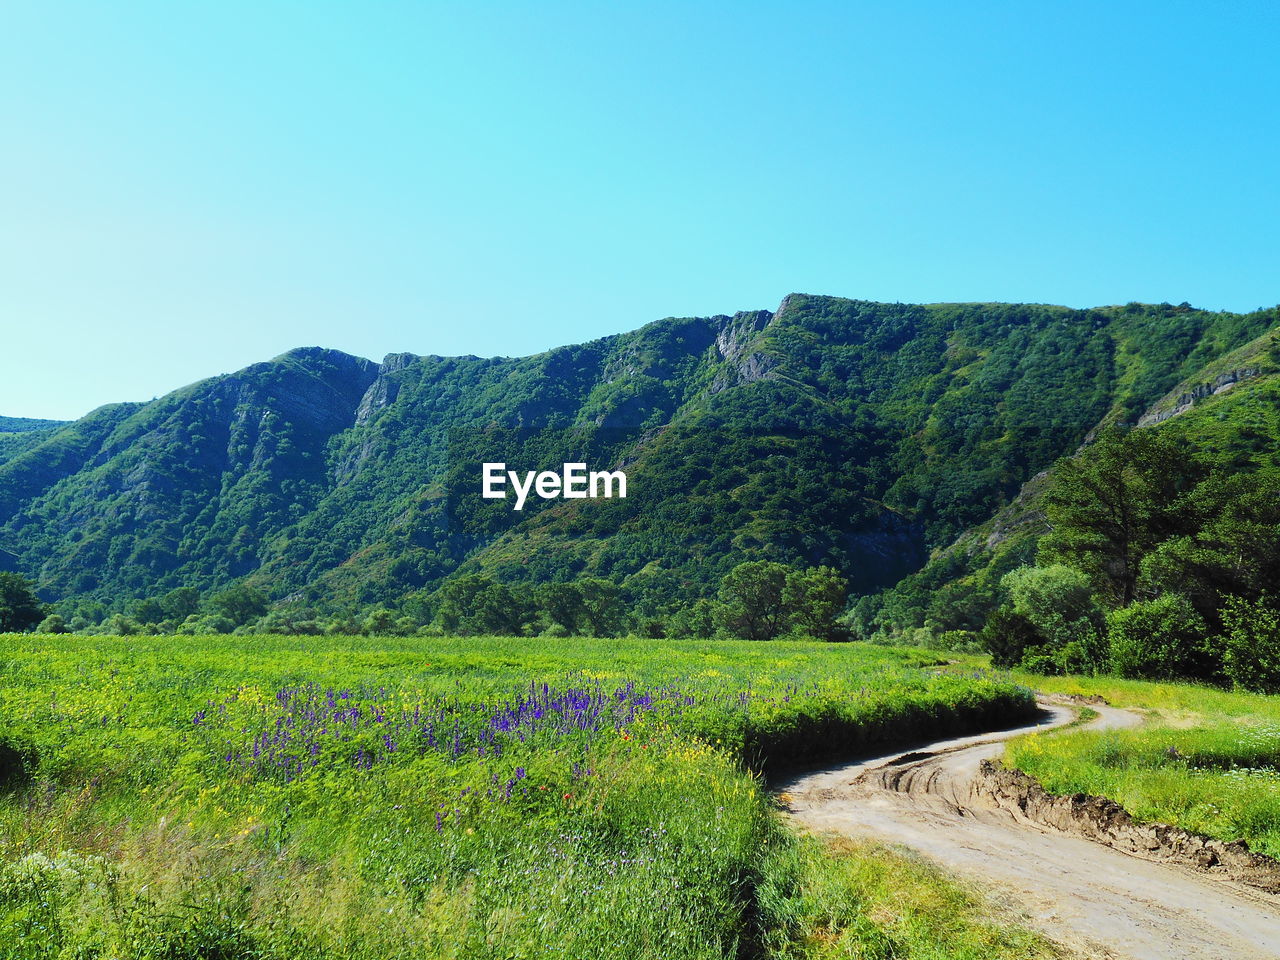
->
3, 1, 1277, 420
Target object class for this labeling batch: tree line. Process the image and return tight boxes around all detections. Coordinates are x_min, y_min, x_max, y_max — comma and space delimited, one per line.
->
0, 563, 849, 644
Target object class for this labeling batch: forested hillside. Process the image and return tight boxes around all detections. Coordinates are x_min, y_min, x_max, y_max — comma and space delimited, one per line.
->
2, 295, 1276, 628
861, 325, 1280, 640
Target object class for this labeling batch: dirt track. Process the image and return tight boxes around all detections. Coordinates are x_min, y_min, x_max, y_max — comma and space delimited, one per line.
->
776, 700, 1280, 959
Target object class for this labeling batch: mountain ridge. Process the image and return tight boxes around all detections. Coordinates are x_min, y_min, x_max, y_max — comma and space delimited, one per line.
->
3, 294, 1277, 626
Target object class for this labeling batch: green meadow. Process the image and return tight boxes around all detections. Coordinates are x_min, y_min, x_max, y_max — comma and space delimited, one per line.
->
0, 634, 1051, 960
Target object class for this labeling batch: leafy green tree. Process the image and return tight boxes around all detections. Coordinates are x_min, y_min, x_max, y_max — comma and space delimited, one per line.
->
434, 575, 528, 636
668, 598, 719, 639
717, 561, 792, 641
783, 565, 849, 640
577, 578, 624, 637
1107, 594, 1210, 681
1220, 595, 1280, 694
161, 586, 201, 621
177, 614, 235, 635
1001, 564, 1105, 668
105, 613, 141, 636
362, 608, 402, 636
1040, 428, 1203, 606
1138, 471, 1280, 622
209, 584, 269, 627
130, 597, 167, 625
0, 573, 45, 633
537, 582, 587, 634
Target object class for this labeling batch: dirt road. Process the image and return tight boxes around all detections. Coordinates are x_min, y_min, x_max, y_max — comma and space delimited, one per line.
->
776, 701, 1280, 959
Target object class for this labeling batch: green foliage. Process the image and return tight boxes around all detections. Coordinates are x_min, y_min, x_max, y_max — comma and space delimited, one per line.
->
1002, 564, 1102, 648
1106, 594, 1209, 680
1040, 427, 1202, 605
782, 565, 849, 641
5, 299, 1274, 620
161, 586, 201, 620
432, 574, 529, 635
34, 614, 67, 634
208, 584, 269, 626
717, 561, 792, 641
533, 578, 625, 636
667, 598, 718, 639
0, 573, 44, 633
980, 608, 1040, 669
1220, 595, 1280, 694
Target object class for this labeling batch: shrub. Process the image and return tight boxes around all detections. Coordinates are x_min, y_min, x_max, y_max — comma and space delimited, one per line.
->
981, 609, 1040, 668
1107, 594, 1210, 680
36, 614, 68, 634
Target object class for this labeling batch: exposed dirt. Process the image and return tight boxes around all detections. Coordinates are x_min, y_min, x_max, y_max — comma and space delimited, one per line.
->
975, 759, 1280, 895
776, 698, 1280, 960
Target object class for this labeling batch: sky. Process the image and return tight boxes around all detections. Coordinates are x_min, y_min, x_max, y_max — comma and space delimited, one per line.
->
2, 1, 1278, 421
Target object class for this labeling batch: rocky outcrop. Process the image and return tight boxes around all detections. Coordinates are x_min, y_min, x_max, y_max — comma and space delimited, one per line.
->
710, 310, 779, 393
976, 759, 1280, 894
1138, 367, 1261, 426
356, 352, 418, 425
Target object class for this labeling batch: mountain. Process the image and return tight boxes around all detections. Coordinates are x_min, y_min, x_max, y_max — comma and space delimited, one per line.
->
2, 295, 1277, 624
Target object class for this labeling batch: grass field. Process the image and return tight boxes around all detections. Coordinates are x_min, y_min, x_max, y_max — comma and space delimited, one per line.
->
1006, 672, 1280, 858
0, 634, 1050, 960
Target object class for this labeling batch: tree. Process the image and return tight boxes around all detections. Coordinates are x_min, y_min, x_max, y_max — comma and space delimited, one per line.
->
105, 613, 141, 636
36, 614, 68, 634
668, 598, 718, 639
130, 597, 167, 625
1220, 595, 1280, 694
434, 575, 528, 636
537, 582, 587, 634
161, 586, 202, 621
981, 608, 1040, 668
1001, 564, 1105, 667
717, 561, 792, 641
209, 584, 269, 627
1040, 428, 1203, 606
0, 573, 45, 633
783, 565, 849, 640
577, 578, 624, 637
1138, 471, 1280, 623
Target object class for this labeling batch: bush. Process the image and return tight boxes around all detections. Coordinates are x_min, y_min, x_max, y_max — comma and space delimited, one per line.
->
981, 609, 1040, 668
1107, 594, 1210, 680
35, 614, 68, 634
1002, 565, 1103, 650
1220, 595, 1280, 694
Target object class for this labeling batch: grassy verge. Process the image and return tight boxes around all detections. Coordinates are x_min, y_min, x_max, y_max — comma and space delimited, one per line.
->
1005, 671, 1280, 857
755, 828, 1065, 959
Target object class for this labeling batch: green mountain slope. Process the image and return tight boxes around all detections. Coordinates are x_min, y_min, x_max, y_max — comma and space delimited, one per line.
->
860, 326, 1280, 637
0, 416, 71, 468
2, 296, 1276, 619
